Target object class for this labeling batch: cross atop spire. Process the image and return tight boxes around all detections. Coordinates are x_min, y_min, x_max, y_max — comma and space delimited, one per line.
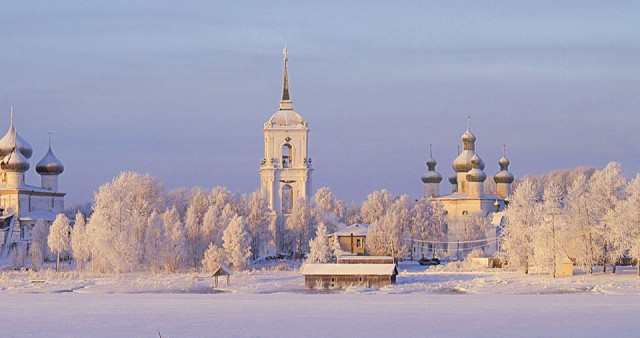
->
466, 115, 470, 131
429, 143, 433, 157
281, 44, 290, 101
10, 105, 14, 126
503, 144, 506, 157
48, 131, 53, 148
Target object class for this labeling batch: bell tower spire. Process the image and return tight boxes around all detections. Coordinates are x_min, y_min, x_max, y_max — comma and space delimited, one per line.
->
282, 44, 290, 101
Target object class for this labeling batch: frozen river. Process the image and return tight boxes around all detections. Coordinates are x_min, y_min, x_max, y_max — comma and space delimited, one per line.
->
4, 292, 640, 337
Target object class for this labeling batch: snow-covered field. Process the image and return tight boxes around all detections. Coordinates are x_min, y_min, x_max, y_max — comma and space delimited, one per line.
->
3, 261, 640, 337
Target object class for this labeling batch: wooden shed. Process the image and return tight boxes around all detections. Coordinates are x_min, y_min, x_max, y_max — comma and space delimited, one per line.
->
337, 255, 395, 264
302, 263, 397, 288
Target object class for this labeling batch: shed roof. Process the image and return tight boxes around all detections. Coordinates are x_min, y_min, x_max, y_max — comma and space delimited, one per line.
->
302, 263, 397, 276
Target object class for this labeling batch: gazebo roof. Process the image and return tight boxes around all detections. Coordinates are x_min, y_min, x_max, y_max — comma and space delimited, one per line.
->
212, 265, 232, 277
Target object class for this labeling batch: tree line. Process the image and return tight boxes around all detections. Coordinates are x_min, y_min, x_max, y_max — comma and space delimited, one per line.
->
501, 162, 640, 276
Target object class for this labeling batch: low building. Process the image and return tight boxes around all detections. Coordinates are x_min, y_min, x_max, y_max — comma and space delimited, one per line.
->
302, 263, 397, 288
328, 223, 368, 255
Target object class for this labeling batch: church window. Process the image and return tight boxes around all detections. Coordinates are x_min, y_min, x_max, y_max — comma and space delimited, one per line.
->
282, 185, 293, 214
282, 144, 292, 168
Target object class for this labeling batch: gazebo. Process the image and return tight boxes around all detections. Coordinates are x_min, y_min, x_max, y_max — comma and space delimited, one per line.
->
212, 265, 232, 287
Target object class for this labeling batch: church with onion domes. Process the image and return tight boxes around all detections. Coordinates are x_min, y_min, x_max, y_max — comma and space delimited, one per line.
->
421, 117, 514, 258
0, 106, 65, 258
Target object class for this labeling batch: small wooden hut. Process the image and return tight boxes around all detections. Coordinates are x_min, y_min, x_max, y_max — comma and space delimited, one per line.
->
212, 265, 232, 287
302, 263, 397, 288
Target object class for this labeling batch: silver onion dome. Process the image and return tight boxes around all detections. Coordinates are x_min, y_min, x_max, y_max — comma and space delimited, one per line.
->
448, 173, 458, 185
36, 145, 64, 175
0, 124, 33, 159
466, 153, 486, 183
494, 145, 514, 184
421, 145, 442, 184
1, 146, 30, 172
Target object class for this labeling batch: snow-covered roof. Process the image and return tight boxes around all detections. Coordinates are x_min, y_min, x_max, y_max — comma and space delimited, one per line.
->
302, 264, 397, 276
329, 223, 369, 237
19, 209, 57, 222
213, 265, 232, 276
0, 181, 63, 194
337, 256, 394, 263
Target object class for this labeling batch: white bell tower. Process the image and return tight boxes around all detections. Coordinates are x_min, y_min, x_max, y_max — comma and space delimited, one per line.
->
259, 46, 313, 215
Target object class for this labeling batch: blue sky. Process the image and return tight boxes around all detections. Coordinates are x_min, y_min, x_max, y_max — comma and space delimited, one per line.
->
1, 1, 639, 204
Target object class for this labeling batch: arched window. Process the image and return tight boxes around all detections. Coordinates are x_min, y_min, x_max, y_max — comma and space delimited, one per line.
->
282, 144, 292, 168
282, 185, 293, 213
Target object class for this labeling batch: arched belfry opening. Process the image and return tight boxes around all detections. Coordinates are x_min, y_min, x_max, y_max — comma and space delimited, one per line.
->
282, 143, 292, 168
282, 185, 293, 214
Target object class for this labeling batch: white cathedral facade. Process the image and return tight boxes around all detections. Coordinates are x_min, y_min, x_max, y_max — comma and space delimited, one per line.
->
259, 47, 313, 217
0, 107, 65, 259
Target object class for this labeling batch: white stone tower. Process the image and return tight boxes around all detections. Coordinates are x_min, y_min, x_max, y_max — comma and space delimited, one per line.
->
259, 46, 313, 215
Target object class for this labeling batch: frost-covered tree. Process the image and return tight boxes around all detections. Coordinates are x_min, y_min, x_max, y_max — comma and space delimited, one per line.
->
366, 212, 405, 260
457, 212, 488, 258
209, 186, 231, 215
48, 213, 71, 272
9, 243, 26, 270
501, 179, 540, 274
285, 199, 314, 258
306, 222, 330, 264
86, 172, 165, 273
166, 187, 190, 218
411, 200, 446, 259
331, 233, 343, 260
532, 184, 563, 276
343, 202, 361, 225
515, 166, 596, 196
565, 173, 598, 273
184, 187, 210, 268
246, 191, 271, 260
71, 212, 90, 272
588, 162, 626, 273
144, 211, 165, 273
162, 207, 186, 272
30, 218, 48, 271
201, 242, 226, 273
222, 215, 251, 272
312, 188, 341, 234
201, 205, 221, 246
360, 190, 392, 224
390, 195, 412, 258
612, 174, 640, 275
